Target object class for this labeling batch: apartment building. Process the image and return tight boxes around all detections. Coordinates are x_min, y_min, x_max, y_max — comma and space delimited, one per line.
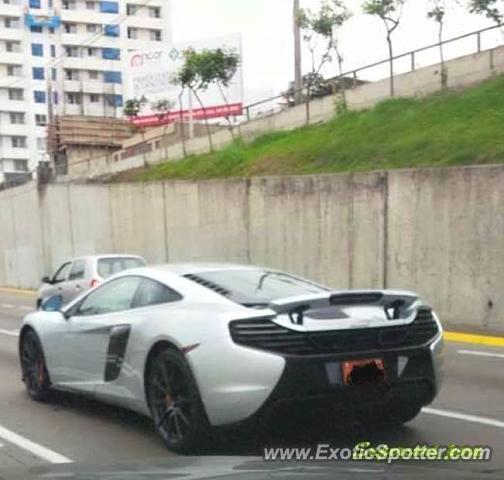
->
0, 0, 171, 184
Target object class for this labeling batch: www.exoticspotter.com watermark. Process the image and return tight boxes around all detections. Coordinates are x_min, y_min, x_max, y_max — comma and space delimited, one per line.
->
263, 442, 493, 463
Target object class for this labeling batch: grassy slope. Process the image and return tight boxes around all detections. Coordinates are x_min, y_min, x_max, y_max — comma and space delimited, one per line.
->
125, 76, 504, 182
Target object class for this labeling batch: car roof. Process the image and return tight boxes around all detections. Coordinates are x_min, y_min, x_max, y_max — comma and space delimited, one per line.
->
149, 263, 262, 276
71, 254, 145, 262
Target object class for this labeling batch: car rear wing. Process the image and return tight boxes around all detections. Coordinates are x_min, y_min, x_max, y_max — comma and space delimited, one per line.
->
268, 290, 422, 322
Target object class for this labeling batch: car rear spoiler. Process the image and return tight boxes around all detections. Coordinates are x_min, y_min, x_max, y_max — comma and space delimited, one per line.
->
268, 290, 421, 323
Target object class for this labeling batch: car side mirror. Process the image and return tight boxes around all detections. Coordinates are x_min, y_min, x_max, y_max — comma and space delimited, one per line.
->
42, 276, 52, 285
41, 295, 63, 312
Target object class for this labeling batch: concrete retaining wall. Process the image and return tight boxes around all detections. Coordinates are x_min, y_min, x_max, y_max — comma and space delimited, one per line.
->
1, 164, 503, 332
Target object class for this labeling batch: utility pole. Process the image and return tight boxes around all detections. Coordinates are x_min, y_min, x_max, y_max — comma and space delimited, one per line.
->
293, 0, 302, 104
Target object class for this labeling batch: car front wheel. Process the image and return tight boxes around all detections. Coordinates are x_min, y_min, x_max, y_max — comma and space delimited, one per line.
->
146, 348, 210, 453
20, 330, 51, 401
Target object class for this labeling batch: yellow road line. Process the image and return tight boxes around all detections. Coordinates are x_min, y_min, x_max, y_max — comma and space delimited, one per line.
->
0, 287, 36, 296
445, 331, 504, 348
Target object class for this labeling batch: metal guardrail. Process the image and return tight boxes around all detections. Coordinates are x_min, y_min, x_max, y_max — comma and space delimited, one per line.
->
241, 22, 504, 121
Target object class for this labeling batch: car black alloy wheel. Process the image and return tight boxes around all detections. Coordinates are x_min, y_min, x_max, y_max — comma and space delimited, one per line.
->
147, 349, 209, 453
20, 330, 50, 401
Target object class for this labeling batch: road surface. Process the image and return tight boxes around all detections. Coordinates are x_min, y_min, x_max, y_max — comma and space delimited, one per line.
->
0, 289, 502, 475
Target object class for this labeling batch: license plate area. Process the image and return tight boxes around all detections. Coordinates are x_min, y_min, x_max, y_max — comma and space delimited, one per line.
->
342, 358, 385, 385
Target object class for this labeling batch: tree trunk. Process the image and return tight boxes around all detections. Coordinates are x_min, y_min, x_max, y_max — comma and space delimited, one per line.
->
192, 89, 214, 153
439, 23, 447, 90
163, 123, 169, 161
336, 45, 347, 112
141, 129, 147, 168
387, 34, 395, 98
178, 91, 187, 158
293, 0, 302, 104
217, 82, 236, 140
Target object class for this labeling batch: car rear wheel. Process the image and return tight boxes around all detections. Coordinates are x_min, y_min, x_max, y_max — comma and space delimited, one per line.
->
146, 349, 209, 453
20, 330, 51, 401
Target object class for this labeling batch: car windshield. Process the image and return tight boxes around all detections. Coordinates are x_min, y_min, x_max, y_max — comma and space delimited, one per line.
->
97, 257, 146, 279
186, 269, 329, 306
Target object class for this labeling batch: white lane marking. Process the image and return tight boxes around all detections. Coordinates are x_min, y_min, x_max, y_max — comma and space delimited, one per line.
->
423, 407, 504, 428
0, 424, 72, 464
457, 349, 504, 359
0, 329, 19, 337
0, 304, 14, 309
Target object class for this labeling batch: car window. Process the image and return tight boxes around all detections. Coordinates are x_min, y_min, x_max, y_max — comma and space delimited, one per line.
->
53, 262, 72, 283
76, 276, 142, 316
132, 278, 182, 309
97, 257, 146, 278
69, 260, 86, 281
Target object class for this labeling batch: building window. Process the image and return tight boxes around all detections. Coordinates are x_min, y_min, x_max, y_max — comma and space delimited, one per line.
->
9, 112, 25, 124
37, 138, 46, 150
65, 69, 80, 80
127, 27, 137, 39
29, 0, 41, 8
7, 65, 22, 76
33, 67, 45, 80
5, 18, 20, 29
66, 92, 81, 104
85, 1, 96, 9
51, 68, 57, 80
126, 4, 137, 15
6, 41, 21, 53
13, 159, 29, 172
104, 24, 120, 37
35, 114, 47, 126
64, 23, 77, 34
103, 71, 122, 84
105, 94, 123, 107
100, 1, 119, 14
62, 0, 76, 10
102, 47, 120, 60
89, 93, 100, 103
30, 25, 43, 33
149, 6, 161, 18
8, 88, 23, 101
31, 43, 44, 56
65, 46, 79, 57
86, 24, 99, 33
88, 70, 99, 80
34, 91, 46, 103
51, 45, 56, 57
87, 47, 99, 57
150, 30, 162, 41
11, 136, 27, 148
53, 92, 59, 104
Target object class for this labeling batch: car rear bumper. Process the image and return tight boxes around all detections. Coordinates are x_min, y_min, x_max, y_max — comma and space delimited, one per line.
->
221, 336, 443, 429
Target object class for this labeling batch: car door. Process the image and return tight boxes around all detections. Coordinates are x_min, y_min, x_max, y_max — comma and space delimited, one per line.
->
50, 276, 143, 393
44, 262, 72, 300
62, 259, 88, 304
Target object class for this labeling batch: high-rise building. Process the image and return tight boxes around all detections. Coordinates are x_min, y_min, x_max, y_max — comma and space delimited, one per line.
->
0, 0, 171, 184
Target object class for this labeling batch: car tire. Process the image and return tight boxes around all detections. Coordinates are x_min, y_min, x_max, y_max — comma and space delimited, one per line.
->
19, 330, 51, 401
146, 348, 210, 454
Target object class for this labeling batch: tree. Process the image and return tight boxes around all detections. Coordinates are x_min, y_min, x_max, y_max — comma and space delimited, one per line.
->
124, 96, 149, 166
173, 48, 240, 151
151, 99, 175, 161
468, 0, 503, 23
427, 0, 448, 89
363, 0, 406, 97
297, 0, 351, 110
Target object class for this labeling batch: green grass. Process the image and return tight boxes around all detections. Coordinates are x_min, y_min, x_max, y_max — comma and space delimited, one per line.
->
123, 76, 504, 182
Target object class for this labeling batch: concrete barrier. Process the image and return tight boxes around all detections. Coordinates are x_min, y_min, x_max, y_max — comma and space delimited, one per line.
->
1, 164, 503, 332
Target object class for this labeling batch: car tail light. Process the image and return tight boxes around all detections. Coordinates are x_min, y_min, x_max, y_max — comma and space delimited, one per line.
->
90, 278, 100, 288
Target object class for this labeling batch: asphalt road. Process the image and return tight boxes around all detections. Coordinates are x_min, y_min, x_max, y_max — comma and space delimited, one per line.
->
0, 289, 503, 476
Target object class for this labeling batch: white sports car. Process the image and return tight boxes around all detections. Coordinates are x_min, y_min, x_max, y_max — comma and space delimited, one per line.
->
19, 264, 444, 452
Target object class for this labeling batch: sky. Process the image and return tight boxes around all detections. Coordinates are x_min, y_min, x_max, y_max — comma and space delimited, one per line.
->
169, 0, 501, 105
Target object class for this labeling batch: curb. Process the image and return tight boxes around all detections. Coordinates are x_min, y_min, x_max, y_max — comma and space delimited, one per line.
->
0, 287, 36, 296
444, 331, 504, 348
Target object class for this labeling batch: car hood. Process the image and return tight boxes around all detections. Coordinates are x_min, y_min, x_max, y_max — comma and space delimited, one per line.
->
5, 457, 502, 480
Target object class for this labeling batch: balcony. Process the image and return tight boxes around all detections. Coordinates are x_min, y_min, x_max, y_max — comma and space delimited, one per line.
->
64, 80, 111, 94
61, 33, 119, 48
0, 27, 23, 41
0, 146, 30, 160
0, 3, 22, 17
0, 52, 24, 65
0, 100, 27, 112
62, 56, 112, 70
0, 75, 25, 88
0, 123, 28, 136
123, 16, 165, 30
